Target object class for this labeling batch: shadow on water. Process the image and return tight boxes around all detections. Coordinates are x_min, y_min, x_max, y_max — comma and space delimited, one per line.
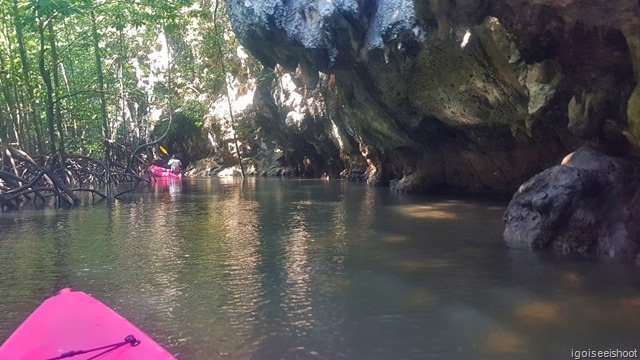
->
2, 178, 640, 359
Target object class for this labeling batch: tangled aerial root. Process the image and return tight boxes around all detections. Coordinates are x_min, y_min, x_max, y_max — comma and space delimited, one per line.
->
0, 144, 150, 211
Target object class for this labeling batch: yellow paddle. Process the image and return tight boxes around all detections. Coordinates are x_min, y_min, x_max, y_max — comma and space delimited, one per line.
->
159, 145, 169, 156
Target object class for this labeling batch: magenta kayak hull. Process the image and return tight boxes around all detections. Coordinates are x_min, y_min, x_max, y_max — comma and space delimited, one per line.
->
0, 288, 176, 359
150, 165, 182, 179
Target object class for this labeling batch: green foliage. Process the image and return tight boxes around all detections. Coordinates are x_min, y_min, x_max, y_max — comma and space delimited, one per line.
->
183, 101, 207, 123
0, 0, 261, 161
153, 102, 205, 141
25, 0, 82, 18
258, 69, 276, 85
151, 103, 213, 164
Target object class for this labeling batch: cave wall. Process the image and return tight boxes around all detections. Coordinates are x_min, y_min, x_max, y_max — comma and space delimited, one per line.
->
224, 0, 639, 194
242, 68, 348, 177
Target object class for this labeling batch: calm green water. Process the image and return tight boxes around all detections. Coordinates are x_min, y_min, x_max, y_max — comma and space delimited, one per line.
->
2, 177, 640, 359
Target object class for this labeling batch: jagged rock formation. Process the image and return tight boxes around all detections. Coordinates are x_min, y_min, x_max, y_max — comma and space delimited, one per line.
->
504, 147, 640, 261
224, 0, 639, 194
242, 68, 348, 178
222, 0, 640, 260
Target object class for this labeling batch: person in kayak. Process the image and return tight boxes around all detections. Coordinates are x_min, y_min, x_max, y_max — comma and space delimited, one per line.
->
167, 155, 182, 174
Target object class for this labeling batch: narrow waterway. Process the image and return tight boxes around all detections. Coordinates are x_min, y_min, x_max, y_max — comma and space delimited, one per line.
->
1, 178, 640, 359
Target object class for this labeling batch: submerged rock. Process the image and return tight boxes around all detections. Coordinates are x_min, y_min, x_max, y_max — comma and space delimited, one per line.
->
504, 147, 640, 261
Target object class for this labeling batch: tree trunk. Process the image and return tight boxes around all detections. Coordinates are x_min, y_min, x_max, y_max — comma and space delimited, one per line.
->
47, 20, 65, 154
0, 18, 16, 144
15, 86, 30, 150
0, 47, 18, 144
12, 0, 44, 154
213, 0, 244, 178
37, 16, 57, 154
0, 100, 7, 144
60, 60, 80, 145
90, 8, 111, 196
90, 9, 110, 143
118, 27, 128, 149
61, 20, 79, 145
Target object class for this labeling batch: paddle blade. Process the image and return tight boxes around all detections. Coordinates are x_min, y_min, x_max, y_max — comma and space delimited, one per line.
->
159, 146, 169, 155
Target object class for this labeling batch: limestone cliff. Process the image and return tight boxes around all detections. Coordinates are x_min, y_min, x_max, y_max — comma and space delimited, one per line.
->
224, 0, 639, 195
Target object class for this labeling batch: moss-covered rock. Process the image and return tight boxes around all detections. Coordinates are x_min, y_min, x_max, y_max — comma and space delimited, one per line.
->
224, 0, 639, 195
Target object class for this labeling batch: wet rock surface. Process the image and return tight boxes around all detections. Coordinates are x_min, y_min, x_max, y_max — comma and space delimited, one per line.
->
225, 0, 639, 194
504, 147, 640, 261
222, 0, 640, 260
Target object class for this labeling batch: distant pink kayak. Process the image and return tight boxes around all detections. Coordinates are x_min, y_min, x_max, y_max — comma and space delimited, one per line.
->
0, 288, 175, 359
150, 165, 182, 179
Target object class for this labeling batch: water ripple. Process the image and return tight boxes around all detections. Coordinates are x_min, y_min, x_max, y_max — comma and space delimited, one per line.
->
3, 179, 640, 360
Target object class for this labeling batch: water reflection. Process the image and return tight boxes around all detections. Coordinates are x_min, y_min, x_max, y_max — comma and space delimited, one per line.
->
2, 179, 640, 359
513, 301, 564, 327
283, 209, 314, 333
394, 203, 463, 220
153, 178, 182, 203
484, 330, 529, 355
216, 179, 262, 350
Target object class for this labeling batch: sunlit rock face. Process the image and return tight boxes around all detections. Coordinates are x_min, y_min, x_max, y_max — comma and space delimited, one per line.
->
245, 67, 351, 178
225, 0, 639, 194
504, 147, 640, 261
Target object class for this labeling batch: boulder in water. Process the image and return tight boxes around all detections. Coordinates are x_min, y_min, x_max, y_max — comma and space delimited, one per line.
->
504, 147, 640, 262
